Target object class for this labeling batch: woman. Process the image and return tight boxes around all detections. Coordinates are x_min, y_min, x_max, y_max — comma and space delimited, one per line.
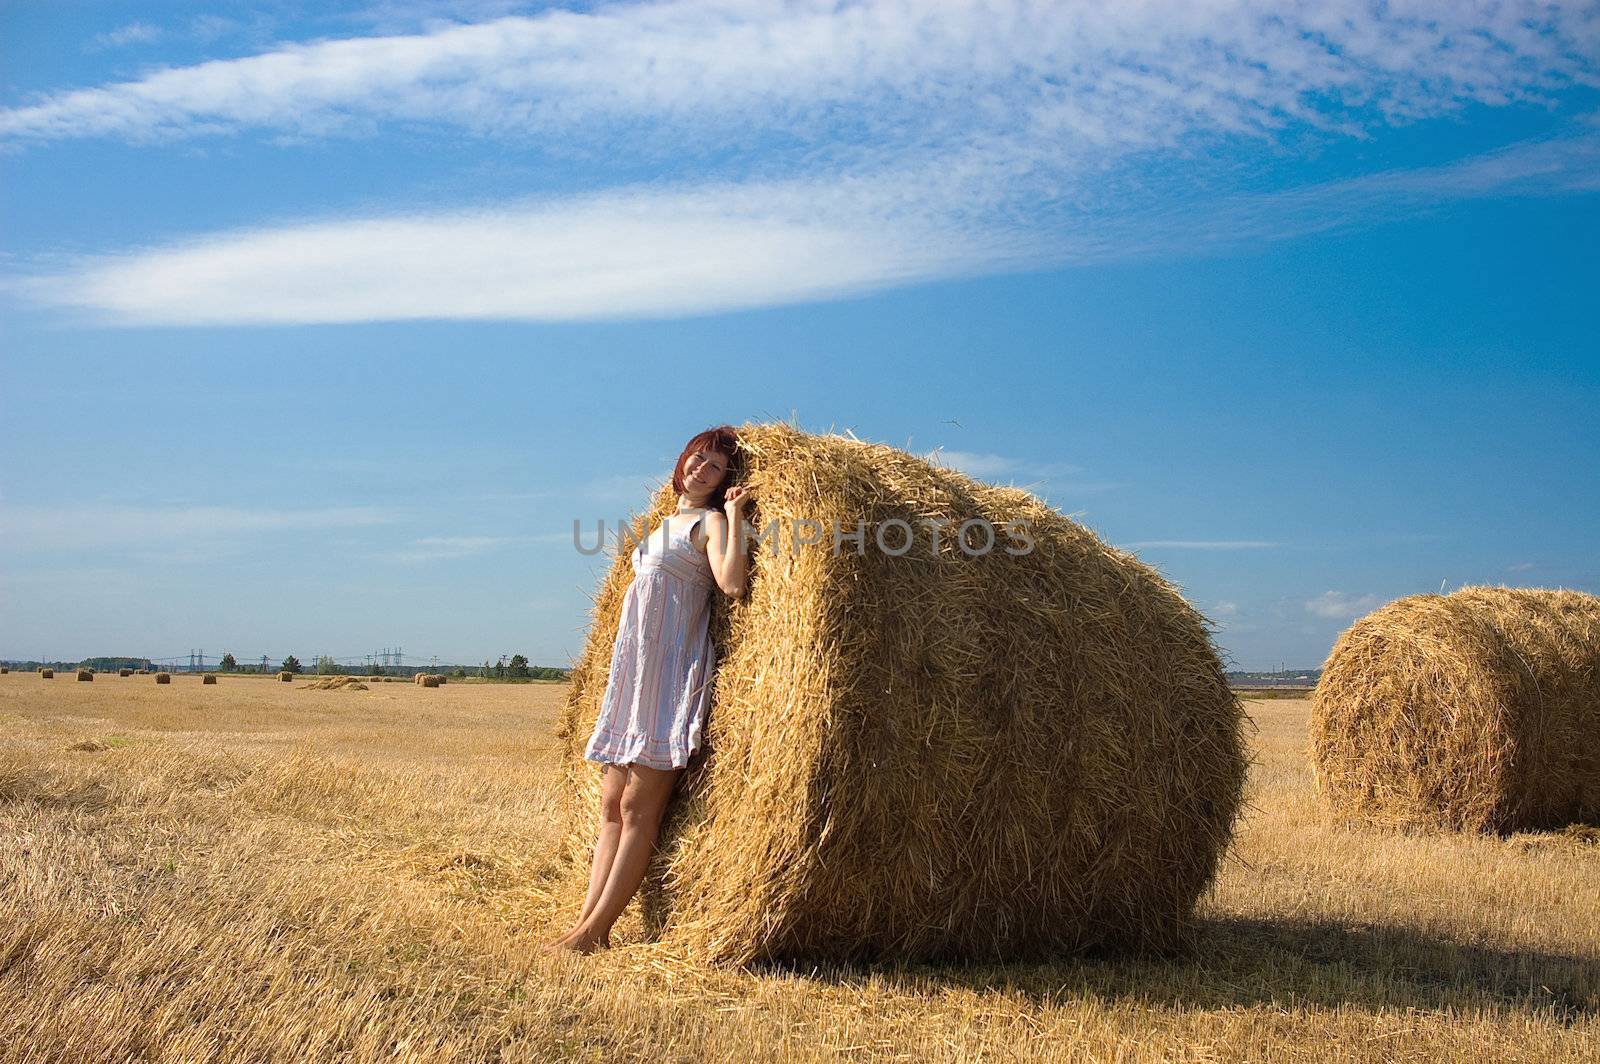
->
544, 425, 751, 954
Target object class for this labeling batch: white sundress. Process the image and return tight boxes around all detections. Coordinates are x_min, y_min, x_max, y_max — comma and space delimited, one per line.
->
584, 509, 718, 771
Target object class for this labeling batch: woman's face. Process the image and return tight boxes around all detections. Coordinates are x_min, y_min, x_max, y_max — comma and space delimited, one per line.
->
682, 448, 730, 499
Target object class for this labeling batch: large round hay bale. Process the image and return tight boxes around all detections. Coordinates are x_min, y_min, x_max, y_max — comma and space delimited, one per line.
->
278, 671, 294, 682
118, 668, 133, 677
1312, 587, 1600, 833
435, 675, 447, 686
202, 674, 218, 685
76, 669, 93, 682
555, 422, 1246, 964
40, 669, 54, 679
154, 673, 171, 684
420, 675, 440, 688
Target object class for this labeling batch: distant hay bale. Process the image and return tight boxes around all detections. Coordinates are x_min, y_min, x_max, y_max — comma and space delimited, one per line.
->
302, 675, 369, 691
154, 673, 171, 684
1312, 587, 1600, 833
555, 422, 1246, 964
40, 669, 54, 679
76, 669, 93, 682
435, 675, 447, 686
0, 666, 8, 674
202, 674, 218, 685
420, 675, 441, 688
118, 668, 132, 677
278, 671, 294, 682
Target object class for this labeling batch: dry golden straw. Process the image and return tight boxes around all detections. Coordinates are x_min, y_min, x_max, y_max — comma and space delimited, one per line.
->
302, 676, 369, 691
556, 421, 1245, 965
154, 673, 171, 684
1312, 586, 1600, 833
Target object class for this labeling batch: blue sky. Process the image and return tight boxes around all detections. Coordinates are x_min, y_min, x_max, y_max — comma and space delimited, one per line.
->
2, 1, 1597, 671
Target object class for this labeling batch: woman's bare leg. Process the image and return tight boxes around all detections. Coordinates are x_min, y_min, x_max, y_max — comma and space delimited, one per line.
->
579, 765, 628, 922
553, 763, 680, 953
543, 764, 628, 949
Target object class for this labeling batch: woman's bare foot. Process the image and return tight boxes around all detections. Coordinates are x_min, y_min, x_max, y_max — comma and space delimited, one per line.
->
540, 929, 609, 955
539, 924, 609, 954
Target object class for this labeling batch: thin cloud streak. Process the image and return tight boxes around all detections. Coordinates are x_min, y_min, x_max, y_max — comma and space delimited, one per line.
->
14, 177, 1026, 325
383, 535, 518, 563
0, 503, 398, 552
1127, 540, 1281, 550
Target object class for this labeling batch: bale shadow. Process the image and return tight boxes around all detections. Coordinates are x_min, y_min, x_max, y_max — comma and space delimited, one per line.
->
775, 915, 1600, 1020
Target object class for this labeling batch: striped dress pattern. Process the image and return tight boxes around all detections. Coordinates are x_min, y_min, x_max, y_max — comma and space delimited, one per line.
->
585, 509, 718, 771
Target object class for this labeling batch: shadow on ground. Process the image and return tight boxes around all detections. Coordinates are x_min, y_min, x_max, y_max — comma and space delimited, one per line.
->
775, 914, 1600, 1020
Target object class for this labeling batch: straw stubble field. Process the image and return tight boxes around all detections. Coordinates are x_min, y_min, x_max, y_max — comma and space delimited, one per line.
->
1, 674, 1597, 1062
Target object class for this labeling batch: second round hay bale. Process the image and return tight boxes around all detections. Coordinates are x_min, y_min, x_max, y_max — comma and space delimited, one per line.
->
556, 422, 1246, 964
278, 671, 294, 682
76, 669, 93, 682
1312, 587, 1600, 833
118, 668, 132, 677
420, 675, 440, 688
202, 674, 218, 685
40, 669, 54, 679
154, 673, 171, 684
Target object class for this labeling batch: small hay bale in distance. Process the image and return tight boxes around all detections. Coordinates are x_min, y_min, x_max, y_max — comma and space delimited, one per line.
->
303, 675, 368, 691
202, 674, 218, 685
1312, 587, 1600, 833
278, 671, 294, 682
0, 666, 8, 674
556, 422, 1246, 965
76, 669, 93, 682
420, 675, 441, 688
154, 673, 171, 684
435, 675, 447, 686
118, 668, 133, 677
40, 669, 54, 679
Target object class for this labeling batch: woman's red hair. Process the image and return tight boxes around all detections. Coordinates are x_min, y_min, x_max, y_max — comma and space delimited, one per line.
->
671, 425, 742, 510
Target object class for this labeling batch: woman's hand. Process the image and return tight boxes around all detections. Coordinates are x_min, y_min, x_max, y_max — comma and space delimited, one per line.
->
723, 485, 750, 514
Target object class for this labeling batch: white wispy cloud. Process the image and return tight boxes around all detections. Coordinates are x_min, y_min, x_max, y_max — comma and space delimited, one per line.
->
13, 177, 1020, 324
8, 2, 1593, 147
6, 1, 1598, 324
89, 23, 163, 51
924, 449, 1081, 480
1304, 590, 1382, 620
383, 534, 517, 563
0, 503, 397, 552
1126, 540, 1280, 550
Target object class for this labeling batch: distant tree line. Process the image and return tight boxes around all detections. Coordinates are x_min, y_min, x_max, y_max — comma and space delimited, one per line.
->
5, 652, 568, 681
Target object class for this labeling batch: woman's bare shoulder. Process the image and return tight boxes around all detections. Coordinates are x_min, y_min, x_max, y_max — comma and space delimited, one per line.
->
695, 509, 727, 551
